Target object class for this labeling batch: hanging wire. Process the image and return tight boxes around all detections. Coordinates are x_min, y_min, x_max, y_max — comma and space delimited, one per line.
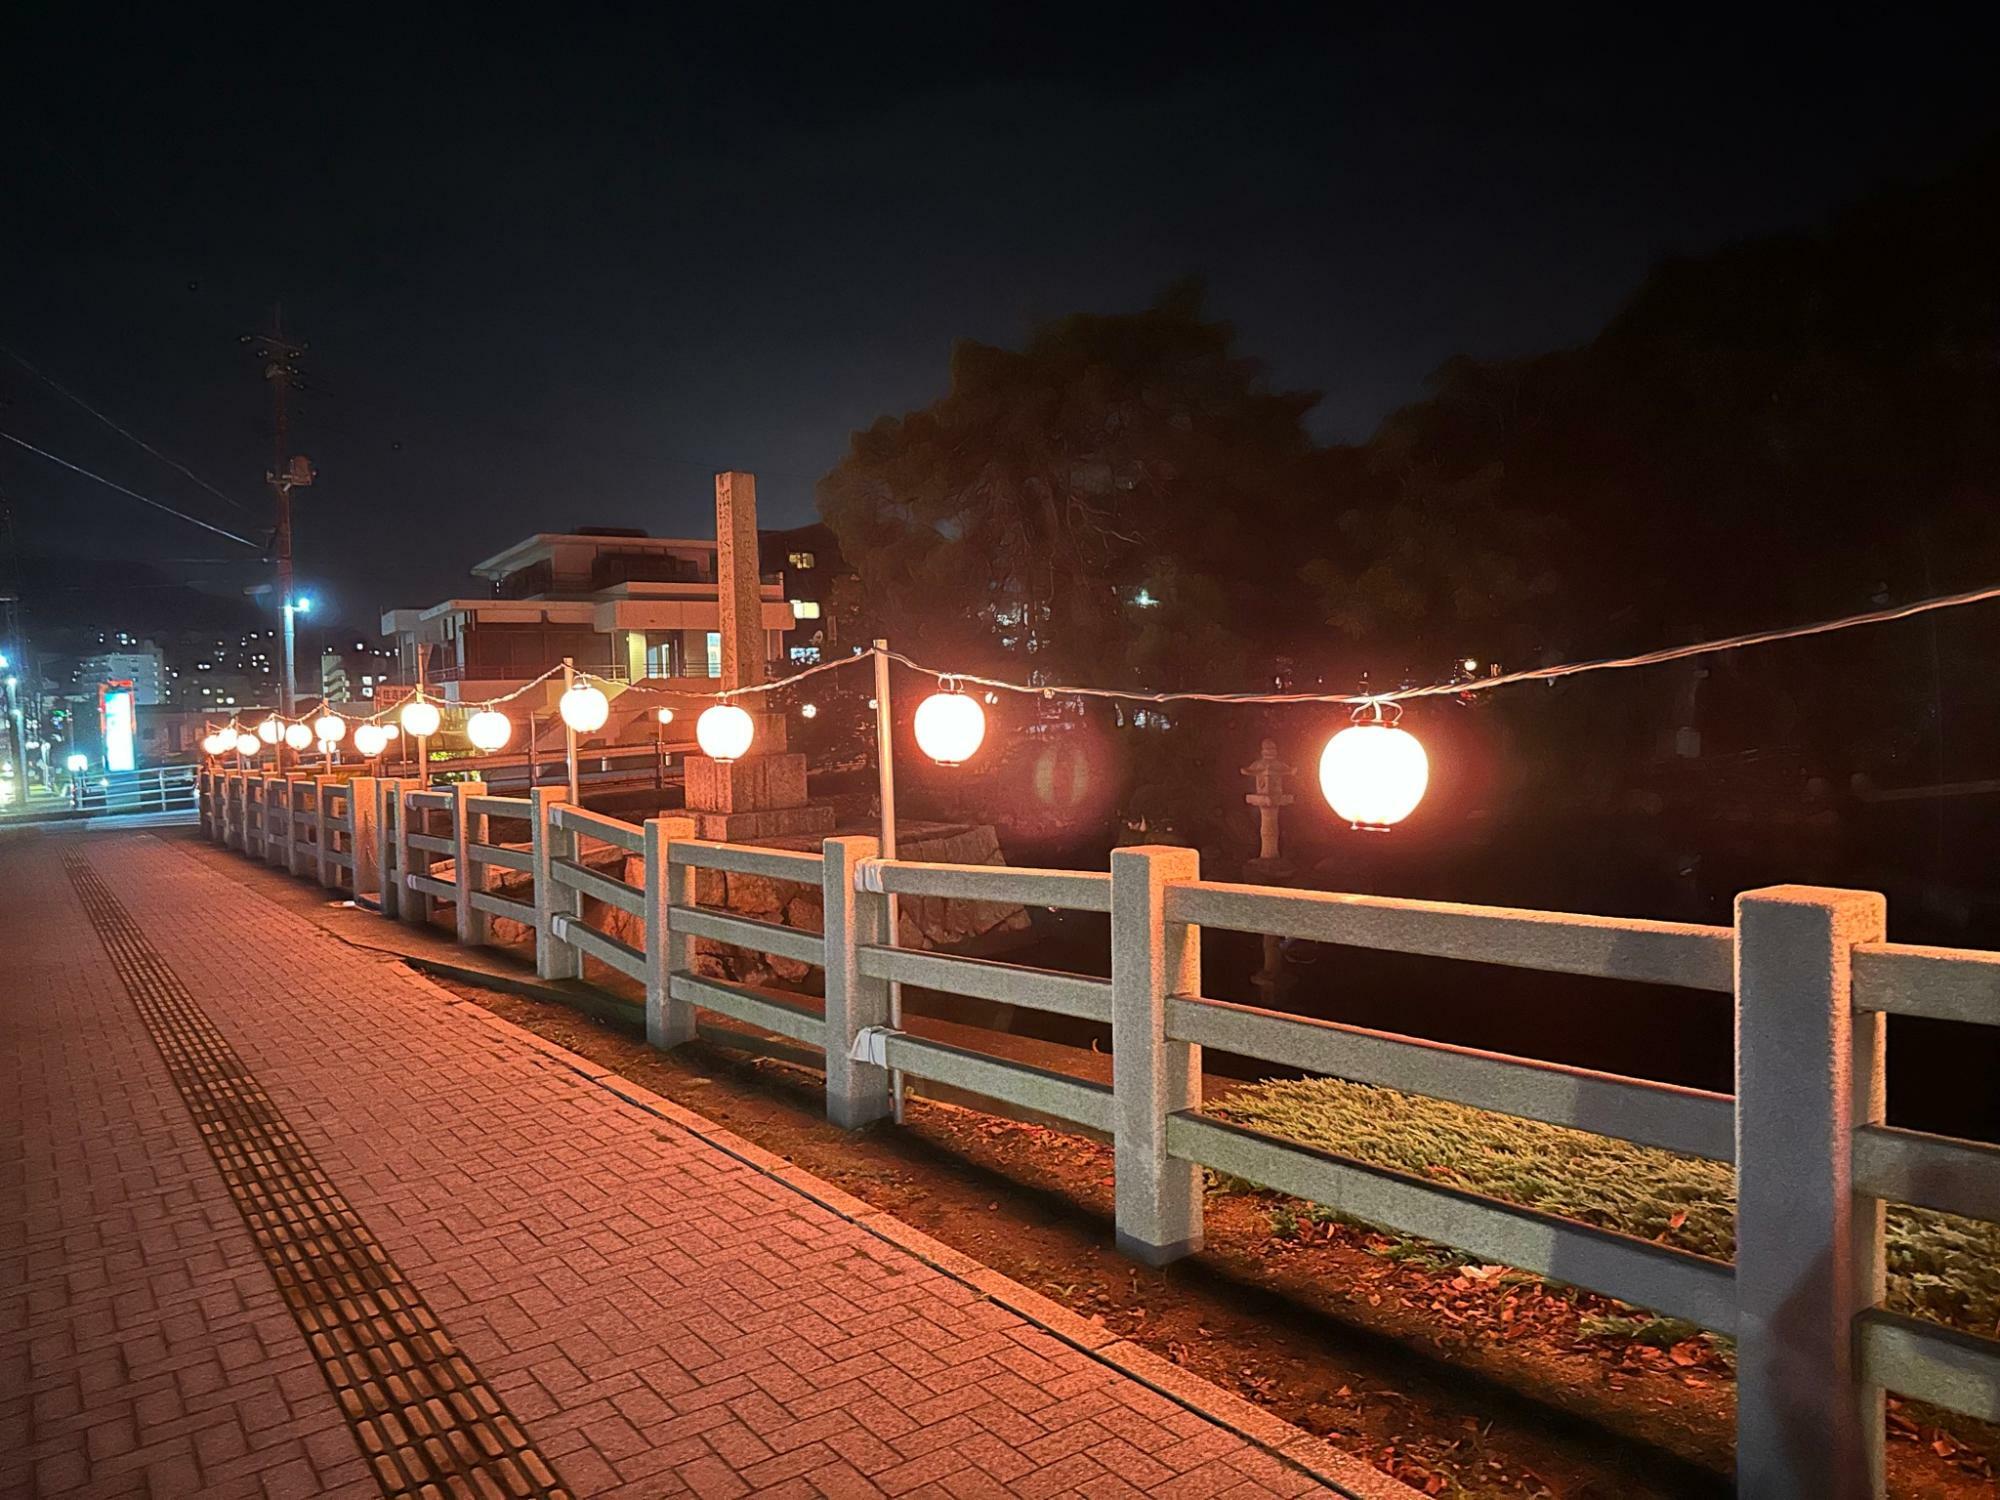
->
209, 577, 2000, 742
0, 429, 262, 548
1, 346, 261, 516
881, 580, 2000, 708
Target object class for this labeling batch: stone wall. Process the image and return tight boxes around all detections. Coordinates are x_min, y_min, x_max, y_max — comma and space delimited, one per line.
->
464, 821, 1029, 991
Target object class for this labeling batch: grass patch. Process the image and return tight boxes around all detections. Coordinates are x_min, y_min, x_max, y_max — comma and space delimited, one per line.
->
1211, 1075, 2000, 1336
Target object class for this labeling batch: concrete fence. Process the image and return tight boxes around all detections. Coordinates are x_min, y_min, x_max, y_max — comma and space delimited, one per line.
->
195, 764, 2000, 1499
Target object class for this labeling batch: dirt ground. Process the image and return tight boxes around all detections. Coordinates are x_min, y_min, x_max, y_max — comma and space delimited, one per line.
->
431, 974, 1996, 1500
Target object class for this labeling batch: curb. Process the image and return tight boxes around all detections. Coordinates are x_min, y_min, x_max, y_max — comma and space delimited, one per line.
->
423, 978, 1420, 1500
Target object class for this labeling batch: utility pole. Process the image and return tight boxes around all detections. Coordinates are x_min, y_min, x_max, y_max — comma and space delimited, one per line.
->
243, 309, 313, 715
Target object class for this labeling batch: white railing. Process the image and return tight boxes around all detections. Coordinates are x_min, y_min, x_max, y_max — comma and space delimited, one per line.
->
195, 765, 2000, 1498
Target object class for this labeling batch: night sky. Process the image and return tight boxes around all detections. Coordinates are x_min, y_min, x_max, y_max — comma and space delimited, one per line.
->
4, 7, 1995, 630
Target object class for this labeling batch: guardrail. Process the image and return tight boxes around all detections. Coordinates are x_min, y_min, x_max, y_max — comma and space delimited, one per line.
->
70, 765, 199, 817
193, 765, 2000, 1496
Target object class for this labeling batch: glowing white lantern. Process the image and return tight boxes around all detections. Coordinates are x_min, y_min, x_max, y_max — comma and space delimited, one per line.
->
352, 723, 388, 757
655, 706, 675, 725
256, 714, 284, 745
559, 683, 610, 734
235, 732, 262, 757
202, 730, 231, 756
314, 712, 346, 743
913, 689, 986, 766
383, 724, 400, 741
400, 697, 440, 738
1318, 711, 1428, 830
696, 703, 754, 762
466, 709, 512, 752
283, 721, 313, 751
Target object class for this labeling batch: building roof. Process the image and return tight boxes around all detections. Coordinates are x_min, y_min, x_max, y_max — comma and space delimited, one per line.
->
470, 531, 715, 580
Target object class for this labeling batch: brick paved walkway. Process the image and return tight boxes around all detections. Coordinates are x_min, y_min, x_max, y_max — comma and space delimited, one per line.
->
3, 831, 1375, 1499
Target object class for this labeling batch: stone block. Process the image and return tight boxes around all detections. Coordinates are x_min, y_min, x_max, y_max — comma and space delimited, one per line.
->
691, 804, 835, 841
684, 750, 807, 815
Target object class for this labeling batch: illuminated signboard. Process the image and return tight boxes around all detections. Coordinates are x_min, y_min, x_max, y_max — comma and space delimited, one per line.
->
100, 680, 136, 773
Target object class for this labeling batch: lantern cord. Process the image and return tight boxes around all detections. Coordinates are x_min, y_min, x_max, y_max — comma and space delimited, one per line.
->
879, 579, 2000, 707
210, 577, 2000, 737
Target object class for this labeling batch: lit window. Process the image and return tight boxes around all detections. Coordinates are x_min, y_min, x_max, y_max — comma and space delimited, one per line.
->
787, 551, 815, 570
789, 600, 821, 620
789, 646, 821, 665
704, 631, 722, 678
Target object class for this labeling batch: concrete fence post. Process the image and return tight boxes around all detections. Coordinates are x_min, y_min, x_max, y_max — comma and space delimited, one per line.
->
531, 787, 580, 981
196, 768, 210, 837
822, 835, 892, 1128
1109, 844, 1204, 1265
315, 775, 339, 887
453, 779, 488, 946
397, 784, 431, 926
348, 776, 379, 901
285, 776, 310, 878
1734, 885, 1887, 1499
264, 775, 287, 868
231, 772, 247, 851
642, 816, 699, 1049
373, 779, 403, 917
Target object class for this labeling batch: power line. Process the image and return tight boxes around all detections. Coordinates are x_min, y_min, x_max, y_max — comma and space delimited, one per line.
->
1, 345, 260, 517
0, 429, 262, 549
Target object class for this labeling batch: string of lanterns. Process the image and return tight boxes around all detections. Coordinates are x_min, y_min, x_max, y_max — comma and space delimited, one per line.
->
197, 579, 2000, 833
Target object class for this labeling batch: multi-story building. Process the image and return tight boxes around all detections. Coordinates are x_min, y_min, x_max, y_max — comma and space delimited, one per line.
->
381, 528, 794, 712
73, 638, 167, 706
759, 522, 867, 666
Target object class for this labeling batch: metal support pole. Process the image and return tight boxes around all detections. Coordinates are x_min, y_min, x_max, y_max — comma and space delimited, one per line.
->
871, 640, 904, 1122
561, 657, 580, 805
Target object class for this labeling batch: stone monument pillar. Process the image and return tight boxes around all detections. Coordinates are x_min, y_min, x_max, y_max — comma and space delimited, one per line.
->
683, 470, 834, 841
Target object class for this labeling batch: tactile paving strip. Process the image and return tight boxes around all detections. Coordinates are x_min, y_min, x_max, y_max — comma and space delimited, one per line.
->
64, 851, 573, 1500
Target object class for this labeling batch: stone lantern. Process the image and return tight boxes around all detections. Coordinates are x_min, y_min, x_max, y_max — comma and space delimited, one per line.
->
1241, 737, 1295, 882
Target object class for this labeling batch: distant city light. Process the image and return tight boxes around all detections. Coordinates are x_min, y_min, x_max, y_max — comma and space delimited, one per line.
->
799, 702, 817, 718
66, 753, 89, 773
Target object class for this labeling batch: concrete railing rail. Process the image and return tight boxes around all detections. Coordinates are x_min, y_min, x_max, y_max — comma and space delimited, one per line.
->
193, 764, 2000, 1499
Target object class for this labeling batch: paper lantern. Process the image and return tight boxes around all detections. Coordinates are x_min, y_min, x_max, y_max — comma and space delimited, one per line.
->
400, 697, 440, 738
256, 714, 284, 745
1318, 713, 1428, 830
352, 723, 388, 757
283, 721, 313, 751
696, 703, 754, 762
202, 729, 232, 756
913, 690, 986, 766
314, 712, 346, 743
559, 683, 610, 734
466, 709, 512, 752
235, 732, 261, 757
655, 706, 675, 725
